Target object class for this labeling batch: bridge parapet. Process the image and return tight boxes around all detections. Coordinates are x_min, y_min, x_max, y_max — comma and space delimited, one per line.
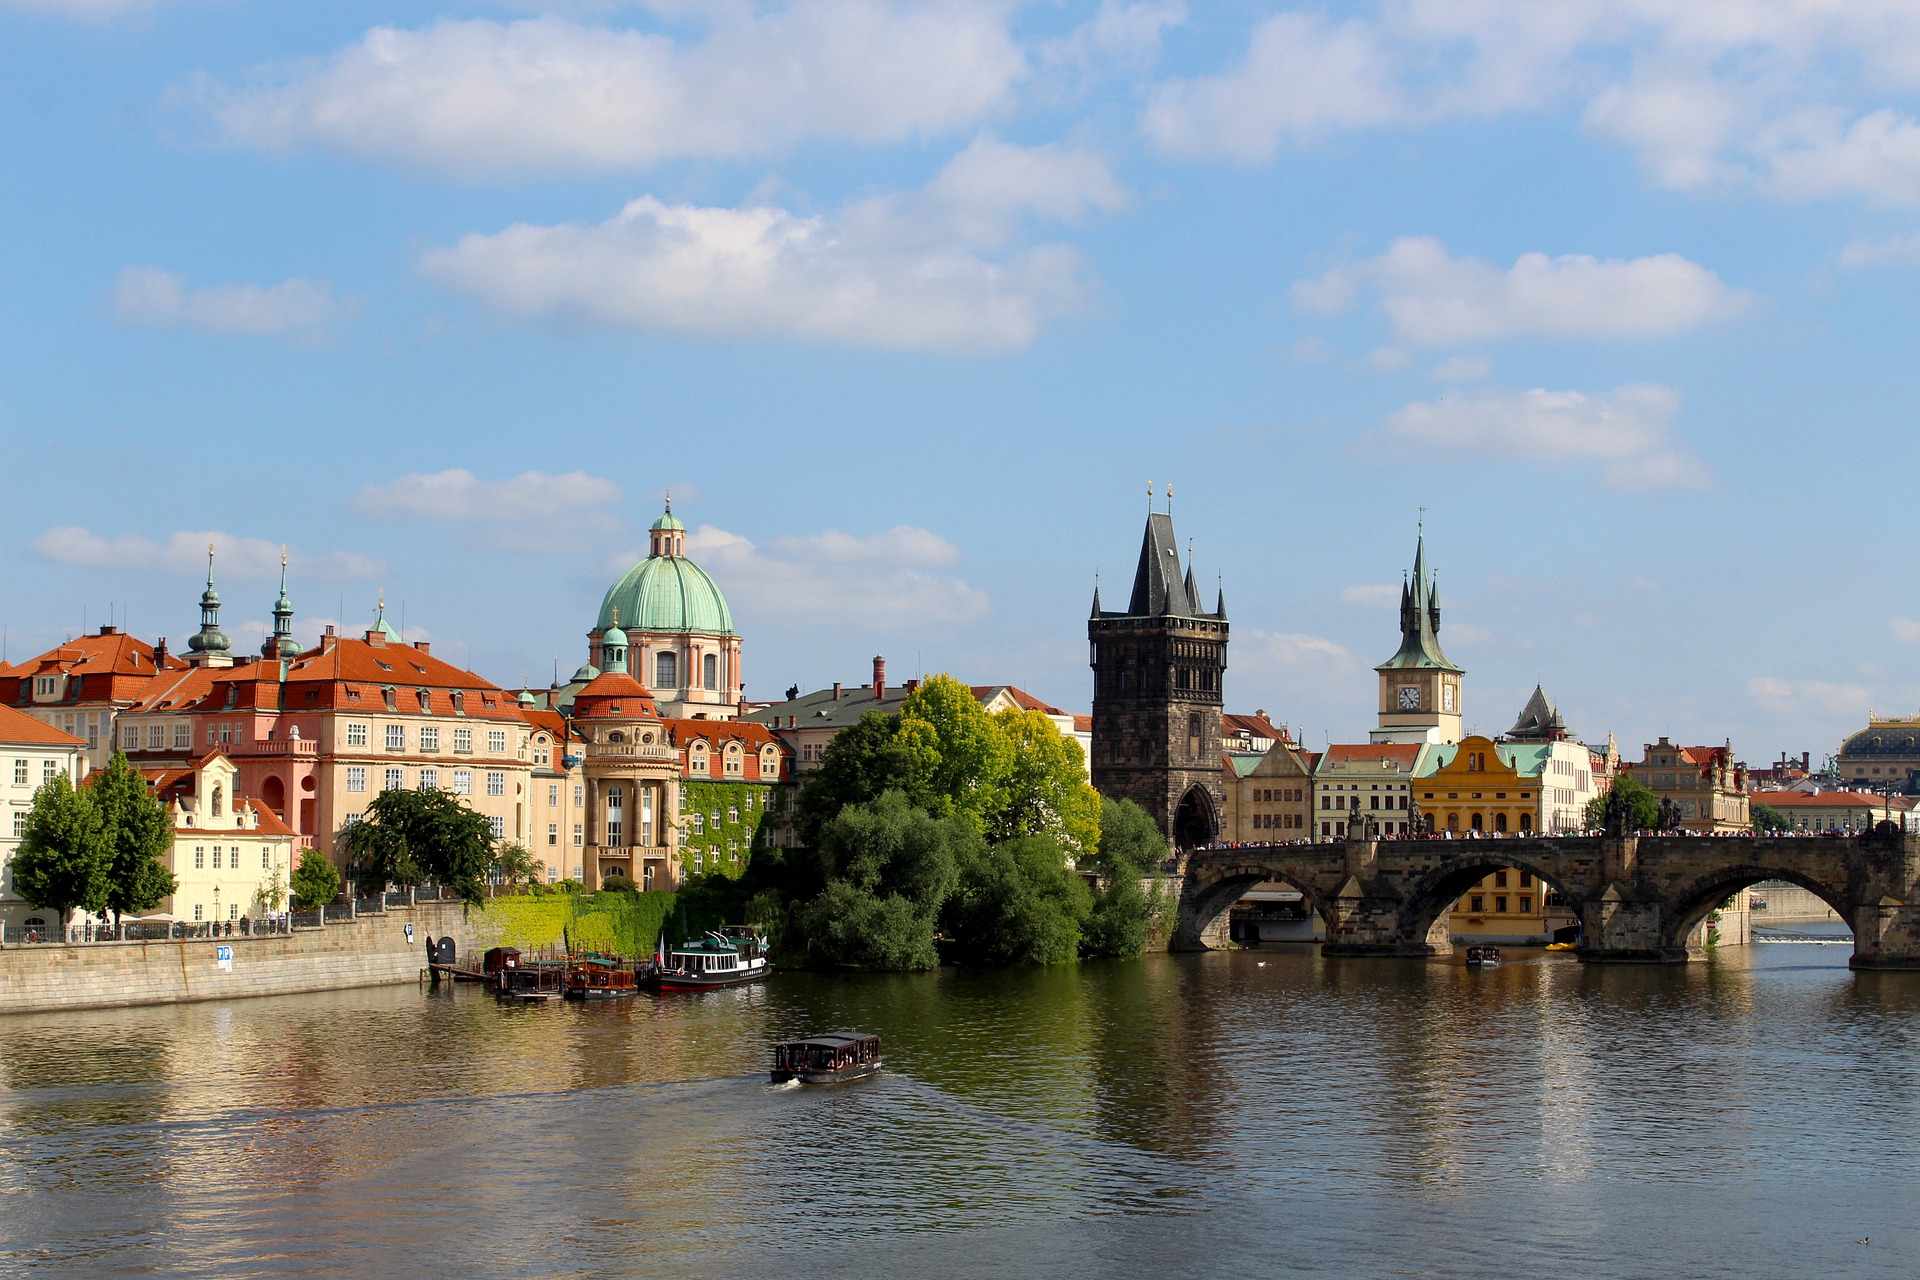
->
1172, 832, 1920, 969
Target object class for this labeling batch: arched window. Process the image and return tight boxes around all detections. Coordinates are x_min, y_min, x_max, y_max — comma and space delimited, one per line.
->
760, 746, 778, 776
1494, 813, 1508, 833
703, 653, 718, 690
656, 651, 678, 688
1519, 813, 1533, 832
1470, 812, 1484, 832
1446, 813, 1459, 831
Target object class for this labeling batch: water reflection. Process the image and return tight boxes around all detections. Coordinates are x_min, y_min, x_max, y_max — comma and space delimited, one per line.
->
0, 944, 1917, 1278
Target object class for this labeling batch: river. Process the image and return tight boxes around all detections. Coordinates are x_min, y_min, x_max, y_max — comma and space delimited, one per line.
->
1, 942, 1916, 1278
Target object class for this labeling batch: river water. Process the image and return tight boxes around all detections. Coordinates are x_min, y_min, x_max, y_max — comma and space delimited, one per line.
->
1, 943, 1916, 1279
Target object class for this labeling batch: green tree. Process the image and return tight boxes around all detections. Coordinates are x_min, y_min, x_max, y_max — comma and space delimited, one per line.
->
894, 675, 1013, 828
1751, 803, 1789, 834
290, 847, 341, 909
252, 867, 288, 915
991, 707, 1102, 859
794, 790, 968, 970
90, 752, 176, 925
336, 788, 494, 905
12, 774, 110, 931
796, 711, 917, 848
942, 833, 1090, 966
1080, 797, 1168, 959
1584, 775, 1661, 834
491, 841, 538, 891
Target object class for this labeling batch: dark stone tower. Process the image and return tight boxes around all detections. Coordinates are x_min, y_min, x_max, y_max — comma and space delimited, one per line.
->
1089, 500, 1228, 849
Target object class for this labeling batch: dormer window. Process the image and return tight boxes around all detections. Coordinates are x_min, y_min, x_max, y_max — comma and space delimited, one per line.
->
416, 690, 431, 712
375, 660, 393, 672
451, 691, 465, 714
382, 686, 397, 711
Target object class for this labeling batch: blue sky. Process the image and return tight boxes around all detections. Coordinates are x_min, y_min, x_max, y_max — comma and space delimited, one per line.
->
4, 0, 1919, 766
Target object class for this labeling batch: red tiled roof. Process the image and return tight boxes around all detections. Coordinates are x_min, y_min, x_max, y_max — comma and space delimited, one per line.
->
1222, 712, 1286, 740
1320, 743, 1422, 767
663, 718, 780, 748
1072, 714, 1092, 734
572, 672, 660, 720
1752, 790, 1896, 808
519, 708, 571, 743
969, 685, 1070, 716
0, 703, 85, 747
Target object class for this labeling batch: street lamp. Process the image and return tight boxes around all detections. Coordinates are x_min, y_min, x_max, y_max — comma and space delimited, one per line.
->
212, 885, 221, 935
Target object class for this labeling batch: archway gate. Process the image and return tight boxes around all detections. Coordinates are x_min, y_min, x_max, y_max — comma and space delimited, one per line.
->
1171, 832, 1920, 970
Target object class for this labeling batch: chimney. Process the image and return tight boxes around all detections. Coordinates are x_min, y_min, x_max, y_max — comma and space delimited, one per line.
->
873, 655, 887, 699
414, 640, 431, 655
905, 678, 920, 694
366, 629, 386, 647
832, 681, 842, 700
321, 625, 337, 654
153, 637, 169, 667
1802, 751, 1811, 771
99, 624, 118, 636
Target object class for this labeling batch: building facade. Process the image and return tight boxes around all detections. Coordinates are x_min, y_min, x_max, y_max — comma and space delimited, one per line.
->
1222, 744, 1318, 843
1089, 503, 1229, 848
1837, 716, 1920, 794
1750, 789, 1915, 833
0, 704, 89, 936
1314, 743, 1431, 838
1371, 532, 1464, 746
1624, 738, 1751, 832
148, 752, 296, 927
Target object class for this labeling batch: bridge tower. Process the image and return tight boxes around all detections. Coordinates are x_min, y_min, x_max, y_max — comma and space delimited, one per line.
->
1089, 492, 1228, 849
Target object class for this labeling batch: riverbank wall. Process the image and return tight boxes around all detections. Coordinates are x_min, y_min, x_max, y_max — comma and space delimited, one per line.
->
0, 890, 679, 1015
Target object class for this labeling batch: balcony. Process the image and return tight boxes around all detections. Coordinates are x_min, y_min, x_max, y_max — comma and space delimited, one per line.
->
590, 845, 671, 861
586, 742, 678, 763
241, 739, 319, 757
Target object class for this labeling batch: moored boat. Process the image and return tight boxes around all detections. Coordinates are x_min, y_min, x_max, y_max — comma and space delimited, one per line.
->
1464, 945, 1502, 967
771, 1032, 882, 1085
644, 935, 769, 992
565, 952, 640, 1000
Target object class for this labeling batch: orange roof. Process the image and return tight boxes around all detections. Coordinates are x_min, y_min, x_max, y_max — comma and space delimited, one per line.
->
519, 708, 571, 743
1320, 743, 1422, 767
1072, 714, 1093, 734
572, 672, 660, 720
125, 665, 227, 713
969, 684, 1071, 716
1222, 712, 1287, 740
3, 629, 187, 707
663, 718, 780, 748
0, 703, 85, 748
1752, 790, 1898, 808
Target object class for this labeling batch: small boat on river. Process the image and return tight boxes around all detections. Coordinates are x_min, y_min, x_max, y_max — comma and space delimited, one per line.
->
565, 952, 639, 1000
1464, 945, 1502, 968
771, 1032, 882, 1085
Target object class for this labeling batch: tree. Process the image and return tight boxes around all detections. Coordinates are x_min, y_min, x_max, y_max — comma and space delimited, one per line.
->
1751, 803, 1789, 834
336, 788, 494, 905
991, 708, 1101, 859
491, 841, 538, 891
12, 774, 110, 931
1080, 797, 1168, 959
794, 790, 969, 970
252, 868, 288, 916
941, 833, 1090, 966
90, 752, 176, 925
290, 847, 341, 909
796, 712, 916, 848
1585, 775, 1660, 834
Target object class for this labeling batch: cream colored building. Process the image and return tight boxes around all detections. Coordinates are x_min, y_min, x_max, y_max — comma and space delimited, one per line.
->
1625, 738, 1751, 832
1314, 743, 1433, 838
1223, 744, 1318, 842
152, 753, 296, 927
520, 701, 587, 883
0, 704, 90, 936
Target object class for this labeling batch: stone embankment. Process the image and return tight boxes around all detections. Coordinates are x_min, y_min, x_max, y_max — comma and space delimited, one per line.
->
0, 901, 481, 1015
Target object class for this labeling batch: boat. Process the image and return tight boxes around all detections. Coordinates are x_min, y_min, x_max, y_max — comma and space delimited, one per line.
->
771, 1032, 882, 1085
565, 952, 640, 1000
713, 925, 772, 977
644, 935, 770, 992
1464, 945, 1502, 967
1544, 941, 1577, 952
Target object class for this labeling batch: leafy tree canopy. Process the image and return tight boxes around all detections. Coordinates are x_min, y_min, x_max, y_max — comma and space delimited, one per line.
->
941, 833, 1090, 967
795, 790, 972, 970
290, 847, 341, 909
91, 752, 176, 923
13, 774, 110, 927
1584, 775, 1661, 834
491, 841, 538, 890
336, 787, 494, 905
1751, 803, 1789, 834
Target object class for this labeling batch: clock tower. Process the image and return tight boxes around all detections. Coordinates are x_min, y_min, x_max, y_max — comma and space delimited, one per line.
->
1370, 529, 1464, 745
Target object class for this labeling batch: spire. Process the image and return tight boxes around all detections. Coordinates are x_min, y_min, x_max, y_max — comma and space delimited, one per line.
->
1090, 573, 1103, 618
263, 546, 298, 659
370, 590, 400, 641
1375, 522, 1459, 675
186, 543, 232, 664
1215, 575, 1227, 620
1182, 539, 1198, 608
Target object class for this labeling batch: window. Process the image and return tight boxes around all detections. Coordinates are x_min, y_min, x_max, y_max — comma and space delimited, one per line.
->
346, 722, 369, 748
382, 687, 398, 711
193, 904, 203, 921
454, 728, 473, 754
488, 730, 508, 754
345, 811, 362, 826
121, 726, 139, 749
347, 766, 367, 793
453, 769, 472, 795
1495, 896, 1508, 913
692, 812, 705, 835
147, 725, 164, 750
12, 759, 25, 785
419, 767, 438, 790
573, 784, 583, 806
547, 823, 558, 847
710, 810, 721, 830
262, 848, 271, 869
416, 690, 431, 712
1469, 895, 1483, 913
1519, 871, 1533, 887
420, 726, 440, 753
1520, 897, 1533, 913
384, 767, 404, 791
656, 651, 678, 688
451, 691, 465, 715
703, 653, 718, 690
488, 816, 505, 839
229, 903, 239, 921
385, 724, 405, 752
548, 784, 559, 806
724, 745, 742, 776
573, 823, 583, 846
195, 846, 205, 869
728, 805, 739, 824
486, 771, 505, 797
10, 813, 23, 838
173, 724, 190, 750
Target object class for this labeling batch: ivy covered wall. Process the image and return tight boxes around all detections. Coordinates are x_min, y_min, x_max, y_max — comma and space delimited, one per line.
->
678, 779, 783, 879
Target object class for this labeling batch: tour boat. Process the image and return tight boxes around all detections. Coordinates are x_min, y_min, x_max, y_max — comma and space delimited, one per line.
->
1464, 945, 1501, 967
771, 1032, 883, 1085
565, 952, 640, 1000
644, 935, 769, 992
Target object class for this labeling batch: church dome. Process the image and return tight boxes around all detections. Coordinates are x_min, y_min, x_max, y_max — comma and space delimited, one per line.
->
1841, 724, 1920, 757
597, 552, 736, 636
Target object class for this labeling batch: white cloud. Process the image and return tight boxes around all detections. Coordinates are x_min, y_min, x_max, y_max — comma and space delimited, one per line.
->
198, 10, 1025, 177
1388, 384, 1709, 491
1747, 675, 1869, 716
1143, 13, 1402, 162
1235, 629, 1362, 678
1366, 346, 1411, 372
1290, 336, 1332, 364
418, 139, 1110, 352
32, 528, 381, 581
1431, 354, 1491, 382
1040, 0, 1186, 79
646, 523, 989, 626
1341, 583, 1400, 606
1840, 232, 1920, 268
1293, 237, 1748, 346
1892, 618, 1920, 643
1762, 109, 1920, 206
355, 469, 620, 523
1583, 73, 1744, 190
114, 267, 341, 339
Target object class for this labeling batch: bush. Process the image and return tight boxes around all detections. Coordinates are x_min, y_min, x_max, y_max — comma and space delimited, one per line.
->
599, 873, 636, 894
290, 847, 342, 909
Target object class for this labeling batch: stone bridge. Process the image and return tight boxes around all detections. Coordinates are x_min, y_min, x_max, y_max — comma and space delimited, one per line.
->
1172, 832, 1920, 969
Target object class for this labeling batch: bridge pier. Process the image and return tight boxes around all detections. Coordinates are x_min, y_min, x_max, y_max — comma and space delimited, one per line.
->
1850, 898, 1920, 970
1574, 885, 1689, 964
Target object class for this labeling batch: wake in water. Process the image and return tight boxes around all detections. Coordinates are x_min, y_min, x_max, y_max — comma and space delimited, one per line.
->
768, 1078, 803, 1092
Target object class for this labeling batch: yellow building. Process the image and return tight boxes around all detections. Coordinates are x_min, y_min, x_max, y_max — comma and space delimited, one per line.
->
1222, 743, 1317, 842
151, 753, 296, 928
1416, 735, 1543, 836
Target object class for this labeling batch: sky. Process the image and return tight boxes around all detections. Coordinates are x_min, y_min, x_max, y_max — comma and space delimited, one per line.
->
3, 0, 1918, 768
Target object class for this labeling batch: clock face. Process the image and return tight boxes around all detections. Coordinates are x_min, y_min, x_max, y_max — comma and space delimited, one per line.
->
1442, 683, 1455, 712
1397, 685, 1421, 710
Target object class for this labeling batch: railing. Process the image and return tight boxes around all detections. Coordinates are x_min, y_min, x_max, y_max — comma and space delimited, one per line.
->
2, 916, 297, 945
243, 739, 319, 756
586, 742, 679, 762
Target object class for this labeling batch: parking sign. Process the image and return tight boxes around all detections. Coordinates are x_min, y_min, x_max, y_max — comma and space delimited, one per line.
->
215, 945, 233, 972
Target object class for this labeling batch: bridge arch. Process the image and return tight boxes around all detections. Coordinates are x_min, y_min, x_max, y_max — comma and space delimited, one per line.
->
1173, 784, 1220, 851
1661, 864, 1854, 954
1175, 863, 1331, 951
1397, 852, 1587, 952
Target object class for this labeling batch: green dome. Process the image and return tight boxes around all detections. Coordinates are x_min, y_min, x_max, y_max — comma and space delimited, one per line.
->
598, 554, 735, 636
651, 510, 686, 533
602, 624, 629, 649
